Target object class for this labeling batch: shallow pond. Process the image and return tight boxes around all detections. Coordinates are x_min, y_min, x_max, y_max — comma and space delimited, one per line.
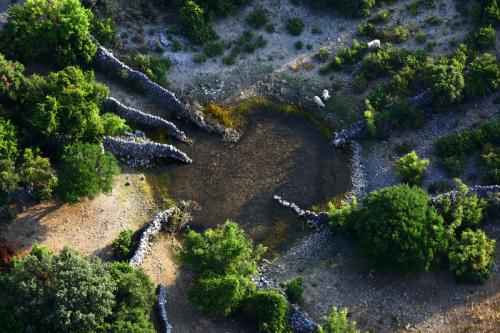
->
145, 106, 351, 255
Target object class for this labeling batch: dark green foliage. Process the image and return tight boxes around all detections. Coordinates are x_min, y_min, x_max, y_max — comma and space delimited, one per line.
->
284, 276, 304, 303
188, 273, 255, 316
7, 246, 116, 332
4, 247, 156, 333
92, 18, 116, 47
112, 229, 135, 261
323, 39, 367, 73
2, 0, 97, 67
395, 151, 430, 185
0, 54, 26, 105
101, 113, 130, 136
435, 120, 500, 175
130, 53, 171, 86
179, 0, 215, 44
193, 53, 208, 63
196, 0, 250, 17
319, 307, 360, 333
467, 25, 496, 50
368, 9, 390, 24
304, 0, 375, 17
18, 148, 58, 200
328, 197, 359, 237
0, 117, 18, 162
356, 184, 447, 272
424, 57, 465, 107
314, 48, 330, 62
179, 221, 265, 316
204, 40, 225, 57
0, 159, 19, 210
474, 0, 500, 26
246, 9, 269, 28
246, 290, 290, 333
435, 179, 487, 235
295, 40, 304, 50
57, 143, 120, 202
448, 229, 495, 283
465, 53, 500, 97
286, 18, 305, 36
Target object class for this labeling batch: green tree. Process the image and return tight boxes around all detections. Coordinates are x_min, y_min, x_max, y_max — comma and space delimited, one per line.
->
467, 25, 496, 51
284, 276, 304, 304
21, 66, 108, 145
57, 143, 120, 202
0, 54, 27, 105
0, 117, 17, 161
425, 58, 465, 107
179, 220, 266, 276
465, 53, 500, 97
356, 184, 448, 272
18, 148, 58, 200
2, 0, 97, 67
395, 151, 430, 185
246, 290, 290, 333
188, 273, 255, 316
319, 307, 360, 333
7, 246, 116, 332
92, 18, 116, 47
180, 1, 214, 44
111, 229, 135, 261
102, 113, 130, 136
448, 229, 496, 283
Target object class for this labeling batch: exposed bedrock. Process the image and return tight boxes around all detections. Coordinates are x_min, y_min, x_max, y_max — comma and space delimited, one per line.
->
102, 97, 188, 142
93, 44, 213, 132
103, 136, 192, 167
157, 284, 174, 333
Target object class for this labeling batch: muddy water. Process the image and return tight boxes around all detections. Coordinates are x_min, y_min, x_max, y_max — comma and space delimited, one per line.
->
148, 108, 351, 255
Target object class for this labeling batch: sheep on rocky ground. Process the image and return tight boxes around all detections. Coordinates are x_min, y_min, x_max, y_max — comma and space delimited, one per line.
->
313, 96, 325, 107
367, 39, 381, 49
322, 89, 330, 101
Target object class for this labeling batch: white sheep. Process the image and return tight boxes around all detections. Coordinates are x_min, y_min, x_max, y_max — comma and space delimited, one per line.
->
313, 96, 325, 108
367, 39, 381, 49
322, 89, 330, 101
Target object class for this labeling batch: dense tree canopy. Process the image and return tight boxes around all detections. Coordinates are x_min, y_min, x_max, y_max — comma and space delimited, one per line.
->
4, 247, 156, 333
1, 0, 97, 67
465, 53, 500, 97
355, 185, 448, 272
57, 143, 119, 202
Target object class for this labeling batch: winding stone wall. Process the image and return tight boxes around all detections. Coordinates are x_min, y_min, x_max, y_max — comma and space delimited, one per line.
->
129, 207, 178, 267
431, 185, 500, 204
93, 44, 213, 132
103, 136, 192, 166
102, 97, 187, 142
272, 195, 328, 228
157, 284, 174, 333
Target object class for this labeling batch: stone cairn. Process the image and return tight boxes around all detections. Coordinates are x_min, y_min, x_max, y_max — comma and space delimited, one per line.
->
102, 97, 188, 142
103, 135, 192, 167
157, 284, 174, 333
93, 43, 212, 132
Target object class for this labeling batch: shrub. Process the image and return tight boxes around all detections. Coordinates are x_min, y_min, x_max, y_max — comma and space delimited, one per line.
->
314, 47, 330, 62
101, 113, 130, 136
415, 31, 427, 44
356, 184, 447, 272
204, 40, 225, 57
465, 53, 500, 97
18, 148, 58, 200
222, 55, 237, 65
448, 229, 495, 283
328, 197, 359, 236
363, 99, 377, 137
193, 53, 208, 63
395, 151, 430, 185
57, 143, 120, 202
246, 290, 290, 333
179, 0, 214, 44
284, 276, 304, 303
246, 9, 269, 28
286, 18, 305, 36
435, 179, 487, 235
130, 53, 171, 86
295, 40, 304, 50
356, 23, 376, 36
319, 307, 360, 333
467, 25, 496, 51
2, 0, 97, 67
369, 9, 390, 24
196, 0, 250, 17
112, 229, 135, 261
0, 159, 19, 209
0, 54, 27, 105
189, 273, 255, 316
424, 58, 465, 107
0, 117, 18, 162
92, 18, 116, 47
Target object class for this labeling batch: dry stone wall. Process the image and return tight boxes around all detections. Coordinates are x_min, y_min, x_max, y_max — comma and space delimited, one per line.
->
102, 97, 188, 142
157, 284, 174, 333
103, 135, 192, 166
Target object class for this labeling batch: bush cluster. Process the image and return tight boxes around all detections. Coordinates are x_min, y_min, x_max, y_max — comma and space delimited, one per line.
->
319, 307, 360, 333
395, 151, 430, 185
286, 17, 305, 36
283, 276, 305, 303
2, 246, 156, 332
246, 8, 269, 29
130, 52, 171, 86
112, 229, 135, 261
1, 0, 97, 67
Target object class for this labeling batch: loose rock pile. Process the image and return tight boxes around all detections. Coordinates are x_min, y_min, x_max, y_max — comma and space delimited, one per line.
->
103, 135, 192, 167
93, 43, 212, 132
129, 207, 179, 267
102, 97, 188, 142
332, 120, 365, 147
157, 284, 174, 333
347, 141, 366, 202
